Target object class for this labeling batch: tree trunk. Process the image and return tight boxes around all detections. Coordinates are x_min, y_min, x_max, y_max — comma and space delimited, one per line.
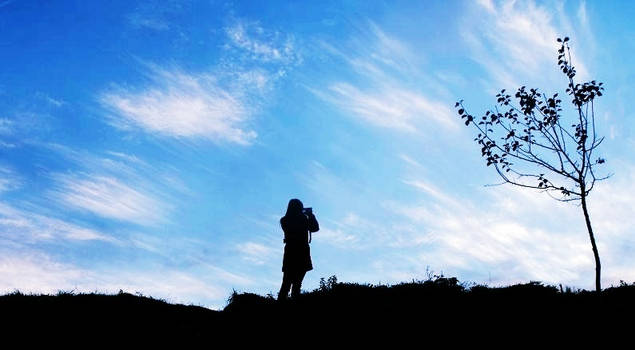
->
581, 192, 601, 293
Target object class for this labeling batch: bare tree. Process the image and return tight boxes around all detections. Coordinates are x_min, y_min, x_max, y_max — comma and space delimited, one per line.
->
456, 37, 608, 292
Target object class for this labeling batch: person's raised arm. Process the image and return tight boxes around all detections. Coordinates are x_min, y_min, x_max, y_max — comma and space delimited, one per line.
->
308, 213, 319, 233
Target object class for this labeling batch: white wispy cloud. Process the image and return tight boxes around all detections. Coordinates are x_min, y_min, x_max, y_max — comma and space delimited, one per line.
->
225, 20, 301, 66
0, 252, 86, 293
37, 144, 192, 266
105, 151, 147, 166
121, 231, 259, 288
366, 22, 420, 75
388, 166, 635, 288
51, 173, 169, 226
317, 214, 365, 249
125, 0, 187, 31
94, 268, 228, 305
127, 13, 170, 31
34, 92, 65, 107
581, 161, 635, 284
306, 153, 633, 289
0, 118, 12, 135
399, 154, 424, 168
314, 22, 457, 134
0, 202, 116, 243
462, 0, 590, 90
101, 19, 301, 145
46, 144, 158, 184
0, 250, 231, 308
317, 212, 426, 252
476, 0, 496, 13
101, 67, 257, 145
0, 203, 254, 308
0, 166, 20, 193
236, 241, 278, 266
400, 179, 460, 207
325, 83, 456, 133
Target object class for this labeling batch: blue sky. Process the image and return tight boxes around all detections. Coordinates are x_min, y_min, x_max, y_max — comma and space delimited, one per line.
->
1, 0, 634, 309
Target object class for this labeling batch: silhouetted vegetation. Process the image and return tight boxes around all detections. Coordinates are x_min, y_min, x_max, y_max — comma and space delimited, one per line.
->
3, 275, 634, 341
1, 290, 222, 341
456, 38, 608, 292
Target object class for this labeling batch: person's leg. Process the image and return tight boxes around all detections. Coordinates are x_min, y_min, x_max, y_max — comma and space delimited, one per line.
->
290, 270, 307, 299
278, 271, 292, 300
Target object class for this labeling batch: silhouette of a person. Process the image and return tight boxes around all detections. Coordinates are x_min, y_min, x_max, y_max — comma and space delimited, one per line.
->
278, 198, 319, 301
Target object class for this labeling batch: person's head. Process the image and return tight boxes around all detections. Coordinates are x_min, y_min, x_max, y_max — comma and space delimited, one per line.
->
285, 198, 304, 217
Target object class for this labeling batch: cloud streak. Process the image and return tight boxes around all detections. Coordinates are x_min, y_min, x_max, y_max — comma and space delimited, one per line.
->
462, 0, 590, 90
0, 202, 117, 244
325, 83, 456, 133
388, 163, 635, 288
101, 20, 301, 146
51, 173, 169, 226
236, 241, 278, 266
0, 166, 20, 193
314, 22, 457, 134
0, 250, 230, 308
304, 151, 635, 289
101, 68, 257, 145
125, 0, 186, 31
225, 20, 301, 66
39, 144, 179, 227
0, 118, 12, 135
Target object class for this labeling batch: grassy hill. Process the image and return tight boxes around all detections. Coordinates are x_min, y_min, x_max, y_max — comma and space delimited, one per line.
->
2, 276, 634, 342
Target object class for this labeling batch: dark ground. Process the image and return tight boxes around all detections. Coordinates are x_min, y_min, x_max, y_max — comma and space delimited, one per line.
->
2, 277, 633, 344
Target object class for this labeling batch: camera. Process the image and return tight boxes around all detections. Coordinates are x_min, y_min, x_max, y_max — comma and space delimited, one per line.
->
302, 207, 313, 215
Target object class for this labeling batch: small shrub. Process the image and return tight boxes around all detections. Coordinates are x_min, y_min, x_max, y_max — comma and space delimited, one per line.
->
319, 275, 338, 292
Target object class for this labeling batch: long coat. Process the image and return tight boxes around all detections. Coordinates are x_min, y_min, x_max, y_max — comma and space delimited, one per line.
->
281, 213, 319, 273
